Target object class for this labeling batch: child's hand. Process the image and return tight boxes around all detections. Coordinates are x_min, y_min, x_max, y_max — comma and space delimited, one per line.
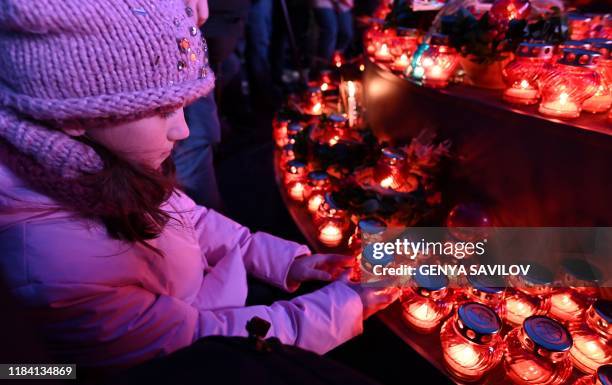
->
287, 254, 354, 285
339, 272, 401, 320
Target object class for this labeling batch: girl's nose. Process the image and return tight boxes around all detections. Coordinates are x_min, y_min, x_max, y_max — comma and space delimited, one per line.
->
167, 110, 190, 141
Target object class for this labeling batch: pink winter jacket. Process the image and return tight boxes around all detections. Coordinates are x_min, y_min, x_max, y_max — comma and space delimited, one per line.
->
0, 161, 364, 369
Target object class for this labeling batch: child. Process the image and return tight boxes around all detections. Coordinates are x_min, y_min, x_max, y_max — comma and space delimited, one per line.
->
0, 0, 398, 372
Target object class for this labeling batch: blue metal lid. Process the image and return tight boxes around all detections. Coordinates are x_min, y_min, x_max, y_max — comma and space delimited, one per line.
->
327, 114, 347, 124
458, 302, 501, 338
286, 160, 306, 171
287, 122, 304, 134
322, 192, 343, 211
561, 258, 602, 283
358, 217, 387, 235
522, 262, 554, 285
523, 316, 572, 352
362, 244, 394, 267
594, 299, 612, 324
381, 147, 406, 161
597, 364, 612, 385
414, 269, 449, 291
467, 274, 506, 294
307, 171, 329, 182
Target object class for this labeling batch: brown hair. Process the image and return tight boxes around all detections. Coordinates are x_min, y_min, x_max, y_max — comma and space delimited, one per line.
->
0, 135, 179, 255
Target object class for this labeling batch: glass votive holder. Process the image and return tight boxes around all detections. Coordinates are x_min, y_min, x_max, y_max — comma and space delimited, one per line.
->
401, 271, 454, 334
549, 258, 602, 324
273, 116, 291, 147
503, 316, 574, 385
440, 302, 505, 382
502, 43, 554, 105
539, 49, 601, 119
569, 299, 612, 375
583, 41, 612, 113
304, 86, 324, 116
304, 171, 331, 214
504, 263, 554, 327
569, 14, 594, 41
418, 34, 459, 89
457, 274, 507, 321
316, 193, 351, 248
572, 364, 612, 385
284, 160, 308, 202
373, 147, 407, 190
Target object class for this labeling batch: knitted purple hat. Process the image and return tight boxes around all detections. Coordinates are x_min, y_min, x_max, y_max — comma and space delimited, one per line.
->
0, 0, 215, 178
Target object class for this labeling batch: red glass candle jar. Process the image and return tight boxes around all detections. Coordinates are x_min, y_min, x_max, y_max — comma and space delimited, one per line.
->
539, 49, 601, 119
549, 258, 602, 324
284, 160, 308, 202
418, 34, 459, 88
389, 28, 419, 58
280, 143, 296, 165
349, 217, 388, 281
401, 271, 453, 334
573, 364, 612, 385
503, 43, 554, 105
273, 116, 291, 147
458, 274, 507, 320
373, 147, 406, 190
316, 193, 351, 247
569, 299, 612, 374
310, 114, 349, 147
304, 171, 331, 214
304, 86, 324, 115
504, 263, 553, 327
503, 316, 574, 385
440, 302, 505, 382
568, 14, 593, 41
490, 0, 530, 23
584, 42, 612, 113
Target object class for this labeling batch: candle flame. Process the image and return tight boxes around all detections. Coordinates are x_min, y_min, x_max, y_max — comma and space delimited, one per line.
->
347, 81, 356, 97
319, 223, 343, 246
448, 344, 480, 367
400, 54, 409, 64
289, 182, 305, 201
379, 43, 389, 56
359, 64, 365, 72
380, 176, 394, 188
321, 82, 329, 92
312, 102, 322, 114
520, 79, 530, 89
329, 135, 340, 146
422, 57, 434, 68
431, 65, 442, 77
559, 92, 569, 105
308, 194, 324, 213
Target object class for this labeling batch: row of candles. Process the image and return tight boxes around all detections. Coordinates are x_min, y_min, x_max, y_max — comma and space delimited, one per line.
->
365, 22, 612, 120
398, 257, 610, 384
274, 72, 610, 385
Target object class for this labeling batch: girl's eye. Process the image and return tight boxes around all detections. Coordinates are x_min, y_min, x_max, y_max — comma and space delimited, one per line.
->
161, 109, 178, 119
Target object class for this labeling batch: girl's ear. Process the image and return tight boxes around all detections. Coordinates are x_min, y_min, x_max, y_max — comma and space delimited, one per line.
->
61, 126, 86, 137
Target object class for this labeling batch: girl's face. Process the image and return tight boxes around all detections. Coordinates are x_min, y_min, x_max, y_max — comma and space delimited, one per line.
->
83, 108, 189, 169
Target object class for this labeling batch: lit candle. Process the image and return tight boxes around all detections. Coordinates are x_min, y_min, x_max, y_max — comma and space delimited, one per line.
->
347, 81, 357, 127
550, 292, 580, 321
507, 360, 549, 383
390, 53, 410, 72
571, 335, 610, 374
311, 102, 322, 115
405, 301, 438, 327
375, 43, 393, 62
505, 295, 536, 326
539, 92, 580, 119
288, 182, 305, 202
504, 79, 539, 103
308, 193, 324, 213
583, 85, 612, 113
320, 82, 329, 92
380, 176, 395, 189
318, 222, 343, 247
447, 344, 480, 368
